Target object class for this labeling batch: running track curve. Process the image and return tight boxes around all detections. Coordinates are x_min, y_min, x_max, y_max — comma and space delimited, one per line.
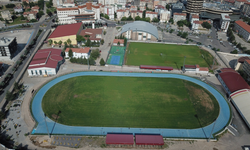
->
31, 72, 231, 139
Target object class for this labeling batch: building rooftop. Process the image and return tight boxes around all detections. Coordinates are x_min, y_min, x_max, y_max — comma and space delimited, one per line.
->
221, 13, 230, 20
106, 134, 134, 145
219, 71, 250, 93
146, 11, 158, 14
48, 23, 82, 39
174, 13, 186, 16
0, 37, 15, 46
135, 135, 164, 145
65, 47, 90, 53
235, 20, 250, 33
192, 14, 199, 18
121, 21, 159, 39
80, 28, 102, 41
113, 39, 124, 44
238, 57, 250, 63
28, 48, 63, 69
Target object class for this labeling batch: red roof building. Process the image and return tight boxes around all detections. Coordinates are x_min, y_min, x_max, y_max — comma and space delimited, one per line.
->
234, 20, 250, 41
80, 28, 103, 42
65, 47, 90, 58
106, 134, 134, 145
113, 39, 124, 46
27, 49, 63, 76
218, 69, 250, 94
135, 135, 164, 145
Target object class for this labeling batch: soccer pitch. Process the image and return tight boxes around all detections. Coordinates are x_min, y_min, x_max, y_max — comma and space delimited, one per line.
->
42, 76, 219, 129
125, 43, 215, 69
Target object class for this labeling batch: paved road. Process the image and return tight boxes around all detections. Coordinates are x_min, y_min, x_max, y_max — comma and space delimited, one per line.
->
0, 15, 55, 108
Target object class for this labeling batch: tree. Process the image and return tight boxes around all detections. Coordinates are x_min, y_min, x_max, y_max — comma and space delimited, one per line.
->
85, 38, 91, 46
48, 39, 53, 45
54, 41, 57, 45
104, 14, 109, 19
121, 17, 127, 21
23, 1, 29, 7
5, 4, 15, 8
152, 17, 159, 22
58, 40, 62, 46
37, 11, 44, 18
143, 10, 146, 18
0, 111, 5, 120
46, 9, 52, 16
231, 50, 238, 54
117, 41, 120, 46
90, 49, 100, 59
166, 4, 170, 10
101, 39, 104, 45
103, 31, 107, 35
169, 18, 174, 24
177, 21, 184, 27
6, 91, 14, 101
124, 38, 127, 46
89, 56, 95, 65
181, 32, 188, 38
135, 16, 141, 21
76, 35, 85, 43
68, 49, 73, 58
100, 58, 105, 66
67, 39, 72, 45
14, 82, 19, 91
127, 15, 133, 21
20, 15, 25, 20
201, 22, 211, 29
114, 12, 117, 18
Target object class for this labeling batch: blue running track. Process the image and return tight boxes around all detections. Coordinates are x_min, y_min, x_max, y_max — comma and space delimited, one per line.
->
31, 72, 231, 139
110, 55, 121, 65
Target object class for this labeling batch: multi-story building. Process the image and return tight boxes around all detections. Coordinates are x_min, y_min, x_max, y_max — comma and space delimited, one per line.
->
104, 6, 115, 20
0, 37, 17, 59
31, 5, 40, 12
57, 2, 101, 24
130, 10, 143, 19
160, 10, 171, 22
192, 20, 211, 30
80, 28, 103, 42
146, 11, 158, 21
117, 9, 130, 20
173, 13, 186, 23
235, 0, 247, 9
1, 11, 12, 22
189, 14, 199, 24
220, 14, 230, 32
14, 6, 23, 13
186, 0, 203, 14
234, 20, 250, 41
241, 2, 250, 16
154, 5, 165, 14
23, 11, 37, 20
140, 0, 154, 10
171, 2, 185, 16
243, 59, 250, 79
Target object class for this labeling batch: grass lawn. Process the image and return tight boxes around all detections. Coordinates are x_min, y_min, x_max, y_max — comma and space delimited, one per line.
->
42, 76, 219, 129
125, 43, 216, 69
8, 17, 27, 25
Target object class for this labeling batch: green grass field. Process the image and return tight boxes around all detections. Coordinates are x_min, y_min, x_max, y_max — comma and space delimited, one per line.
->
125, 43, 215, 69
42, 76, 219, 129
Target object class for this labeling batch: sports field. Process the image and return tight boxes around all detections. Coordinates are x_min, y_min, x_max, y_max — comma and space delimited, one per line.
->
125, 43, 215, 69
107, 46, 126, 66
42, 76, 219, 129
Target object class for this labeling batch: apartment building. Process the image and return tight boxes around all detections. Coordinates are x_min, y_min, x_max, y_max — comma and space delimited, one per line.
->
235, 0, 247, 9
104, 6, 115, 20
146, 11, 158, 21
130, 10, 143, 19
160, 10, 171, 22
173, 13, 186, 23
117, 9, 130, 20
0, 37, 17, 59
220, 14, 230, 32
189, 14, 199, 24
241, 2, 250, 16
234, 20, 250, 41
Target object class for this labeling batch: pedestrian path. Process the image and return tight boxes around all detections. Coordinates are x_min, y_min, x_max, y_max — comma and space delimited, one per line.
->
31, 72, 231, 139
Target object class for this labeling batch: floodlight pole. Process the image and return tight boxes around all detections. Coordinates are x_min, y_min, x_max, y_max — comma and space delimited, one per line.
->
44, 113, 50, 138
208, 118, 217, 142
182, 56, 186, 73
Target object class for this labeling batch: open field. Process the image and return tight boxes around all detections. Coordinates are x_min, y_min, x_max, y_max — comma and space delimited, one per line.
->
125, 43, 216, 69
42, 76, 219, 129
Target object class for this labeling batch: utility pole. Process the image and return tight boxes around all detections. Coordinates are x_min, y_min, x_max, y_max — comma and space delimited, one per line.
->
208, 118, 217, 142
87, 56, 90, 70
182, 56, 186, 73
44, 113, 50, 138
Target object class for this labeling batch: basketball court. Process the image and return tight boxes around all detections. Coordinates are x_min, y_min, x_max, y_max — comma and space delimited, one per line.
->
107, 46, 126, 66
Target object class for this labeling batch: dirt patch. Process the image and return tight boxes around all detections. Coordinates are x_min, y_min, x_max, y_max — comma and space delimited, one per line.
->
80, 136, 106, 148
156, 93, 184, 102
52, 114, 60, 120
74, 95, 78, 98
134, 48, 138, 55
188, 86, 214, 111
30, 136, 56, 149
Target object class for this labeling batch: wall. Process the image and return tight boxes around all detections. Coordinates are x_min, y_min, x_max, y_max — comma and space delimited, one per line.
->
28, 67, 56, 76
65, 51, 89, 58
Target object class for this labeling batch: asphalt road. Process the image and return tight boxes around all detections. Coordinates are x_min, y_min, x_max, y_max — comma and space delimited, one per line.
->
0, 15, 55, 108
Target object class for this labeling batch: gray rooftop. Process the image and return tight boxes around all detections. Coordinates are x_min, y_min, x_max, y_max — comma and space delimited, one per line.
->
0, 37, 15, 46
121, 21, 159, 39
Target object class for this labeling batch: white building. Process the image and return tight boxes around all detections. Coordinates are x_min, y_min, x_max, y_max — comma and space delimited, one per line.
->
154, 5, 165, 14
160, 10, 170, 23
65, 47, 90, 58
104, 6, 115, 20
173, 13, 186, 24
117, 9, 130, 20
220, 14, 230, 32
27, 48, 63, 76
234, 20, 250, 41
184, 65, 209, 74
1, 11, 12, 22
190, 14, 199, 24
57, 2, 101, 24
130, 10, 143, 19
192, 20, 211, 30
14, 6, 23, 13
145, 11, 158, 21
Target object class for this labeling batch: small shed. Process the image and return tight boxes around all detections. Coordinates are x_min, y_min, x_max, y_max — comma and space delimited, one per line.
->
106, 134, 134, 147
135, 135, 164, 146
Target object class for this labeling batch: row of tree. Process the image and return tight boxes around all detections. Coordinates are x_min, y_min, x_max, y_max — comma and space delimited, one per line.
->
177, 20, 191, 28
